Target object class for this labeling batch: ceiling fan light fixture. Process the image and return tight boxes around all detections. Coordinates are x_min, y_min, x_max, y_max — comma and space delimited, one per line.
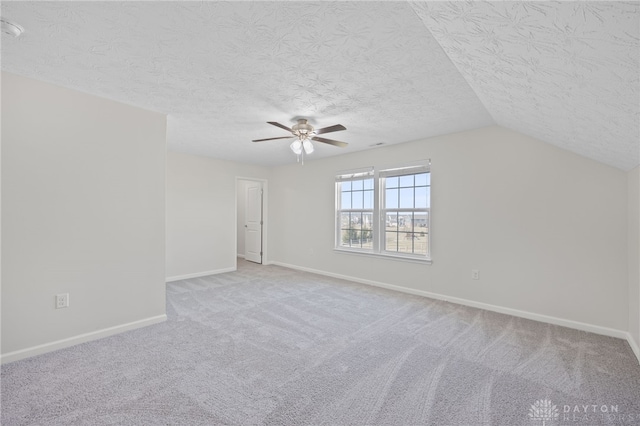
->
290, 139, 302, 155
302, 138, 314, 154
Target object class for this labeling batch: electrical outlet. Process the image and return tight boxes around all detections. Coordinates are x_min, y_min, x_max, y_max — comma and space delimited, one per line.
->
56, 293, 69, 309
472, 270, 480, 280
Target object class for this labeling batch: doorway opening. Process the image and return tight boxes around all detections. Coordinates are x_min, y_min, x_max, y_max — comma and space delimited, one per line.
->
236, 178, 267, 265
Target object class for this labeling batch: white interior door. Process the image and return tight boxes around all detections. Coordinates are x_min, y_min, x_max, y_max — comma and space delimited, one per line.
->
244, 182, 263, 264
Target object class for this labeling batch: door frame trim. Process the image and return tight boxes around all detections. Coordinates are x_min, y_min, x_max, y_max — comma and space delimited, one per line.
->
236, 177, 268, 267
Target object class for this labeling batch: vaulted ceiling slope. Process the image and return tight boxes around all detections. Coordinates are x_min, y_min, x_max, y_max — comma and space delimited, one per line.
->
412, 1, 640, 171
1, 2, 638, 170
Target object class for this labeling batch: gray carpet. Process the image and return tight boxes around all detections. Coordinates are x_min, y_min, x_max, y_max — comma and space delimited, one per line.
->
2, 260, 639, 425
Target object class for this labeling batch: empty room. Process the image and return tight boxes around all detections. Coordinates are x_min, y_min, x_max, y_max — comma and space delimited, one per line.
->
1, 1, 639, 425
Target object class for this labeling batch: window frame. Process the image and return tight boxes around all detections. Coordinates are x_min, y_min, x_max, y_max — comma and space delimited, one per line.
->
380, 165, 431, 259
335, 162, 431, 263
335, 168, 375, 253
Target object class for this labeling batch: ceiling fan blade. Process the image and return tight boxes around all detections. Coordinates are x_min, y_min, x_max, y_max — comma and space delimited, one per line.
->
267, 121, 293, 132
252, 136, 295, 142
311, 136, 348, 148
315, 124, 346, 135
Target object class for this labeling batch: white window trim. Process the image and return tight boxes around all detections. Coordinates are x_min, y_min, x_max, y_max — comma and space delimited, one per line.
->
335, 161, 431, 263
333, 246, 433, 264
334, 168, 375, 252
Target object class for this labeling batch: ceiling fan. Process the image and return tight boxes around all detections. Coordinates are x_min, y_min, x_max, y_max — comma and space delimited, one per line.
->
252, 119, 348, 163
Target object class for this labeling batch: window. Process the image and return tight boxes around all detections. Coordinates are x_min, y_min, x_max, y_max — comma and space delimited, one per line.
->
381, 169, 430, 256
335, 163, 430, 261
336, 169, 374, 250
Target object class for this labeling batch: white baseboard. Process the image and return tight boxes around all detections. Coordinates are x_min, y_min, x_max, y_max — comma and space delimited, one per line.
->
166, 267, 236, 282
270, 261, 637, 362
627, 333, 640, 365
1, 314, 167, 364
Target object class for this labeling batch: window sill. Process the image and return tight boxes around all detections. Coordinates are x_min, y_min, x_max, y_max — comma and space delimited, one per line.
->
333, 247, 432, 265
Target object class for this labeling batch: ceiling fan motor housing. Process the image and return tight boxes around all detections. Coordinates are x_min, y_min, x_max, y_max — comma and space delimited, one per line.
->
292, 119, 314, 137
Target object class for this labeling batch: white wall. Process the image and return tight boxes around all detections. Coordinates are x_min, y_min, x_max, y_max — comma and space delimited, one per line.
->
629, 166, 640, 358
166, 152, 269, 280
269, 126, 629, 332
3, 75, 632, 362
1, 73, 167, 361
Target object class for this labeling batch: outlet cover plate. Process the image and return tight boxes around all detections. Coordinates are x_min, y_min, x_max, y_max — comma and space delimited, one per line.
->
56, 293, 69, 309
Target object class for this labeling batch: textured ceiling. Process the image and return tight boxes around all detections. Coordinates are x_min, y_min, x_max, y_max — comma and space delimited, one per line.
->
1, 1, 638, 170
412, 1, 640, 171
